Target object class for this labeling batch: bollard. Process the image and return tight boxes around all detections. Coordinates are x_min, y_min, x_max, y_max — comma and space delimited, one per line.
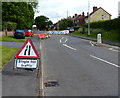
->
97, 34, 102, 44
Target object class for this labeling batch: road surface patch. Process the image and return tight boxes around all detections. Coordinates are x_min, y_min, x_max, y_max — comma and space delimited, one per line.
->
44, 80, 59, 87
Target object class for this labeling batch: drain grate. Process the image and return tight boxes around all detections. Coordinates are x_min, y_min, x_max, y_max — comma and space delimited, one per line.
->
44, 80, 59, 87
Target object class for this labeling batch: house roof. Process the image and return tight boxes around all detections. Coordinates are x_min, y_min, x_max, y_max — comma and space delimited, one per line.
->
73, 14, 85, 20
85, 7, 112, 18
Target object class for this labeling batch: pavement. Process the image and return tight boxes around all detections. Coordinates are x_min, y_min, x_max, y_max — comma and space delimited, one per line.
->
41, 34, 118, 96
2, 33, 41, 96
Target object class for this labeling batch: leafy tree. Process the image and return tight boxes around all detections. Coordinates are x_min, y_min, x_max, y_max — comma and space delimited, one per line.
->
35, 15, 53, 30
2, 2, 36, 30
3, 21, 17, 31
59, 18, 74, 30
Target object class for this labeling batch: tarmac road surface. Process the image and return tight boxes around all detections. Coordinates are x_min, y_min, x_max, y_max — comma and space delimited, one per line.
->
41, 34, 118, 96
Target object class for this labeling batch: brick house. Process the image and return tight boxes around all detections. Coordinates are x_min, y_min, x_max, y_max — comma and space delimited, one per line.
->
72, 12, 85, 26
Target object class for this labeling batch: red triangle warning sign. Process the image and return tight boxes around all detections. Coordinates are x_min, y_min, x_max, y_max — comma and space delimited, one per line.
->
15, 39, 40, 58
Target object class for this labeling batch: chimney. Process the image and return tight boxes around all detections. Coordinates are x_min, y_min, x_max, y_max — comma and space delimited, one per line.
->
93, 6, 97, 12
87, 12, 89, 16
75, 14, 77, 16
82, 12, 84, 16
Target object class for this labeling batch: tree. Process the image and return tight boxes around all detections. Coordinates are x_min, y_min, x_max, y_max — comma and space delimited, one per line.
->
59, 18, 74, 30
2, 2, 36, 30
35, 15, 53, 30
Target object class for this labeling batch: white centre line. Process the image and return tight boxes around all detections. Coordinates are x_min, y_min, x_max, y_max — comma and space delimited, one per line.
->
90, 55, 119, 68
63, 44, 77, 51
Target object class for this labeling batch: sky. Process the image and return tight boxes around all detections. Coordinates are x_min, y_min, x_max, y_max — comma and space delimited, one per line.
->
35, 0, 120, 23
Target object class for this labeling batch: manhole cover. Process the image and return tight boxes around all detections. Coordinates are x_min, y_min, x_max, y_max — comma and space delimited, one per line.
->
44, 80, 59, 87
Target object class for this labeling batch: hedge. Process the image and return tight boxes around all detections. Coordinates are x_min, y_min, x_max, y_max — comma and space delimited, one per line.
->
84, 18, 120, 31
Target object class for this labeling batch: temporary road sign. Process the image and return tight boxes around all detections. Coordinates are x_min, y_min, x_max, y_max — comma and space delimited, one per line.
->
15, 58, 38, 69
15, 39, 40, 58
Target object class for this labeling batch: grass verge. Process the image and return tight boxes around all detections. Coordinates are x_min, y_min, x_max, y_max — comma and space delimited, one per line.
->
0, 46, 19, 70
0, 36, 31, 42
71, 28, 120, 42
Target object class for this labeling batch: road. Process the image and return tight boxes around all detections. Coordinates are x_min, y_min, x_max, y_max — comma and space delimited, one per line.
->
41, 34, 118, 96
2, 31, 41, 96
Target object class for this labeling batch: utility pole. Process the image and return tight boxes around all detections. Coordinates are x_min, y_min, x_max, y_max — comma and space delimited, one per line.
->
56, 13, 59, 30
67, 11, 68, 18
88, 0, 90, 36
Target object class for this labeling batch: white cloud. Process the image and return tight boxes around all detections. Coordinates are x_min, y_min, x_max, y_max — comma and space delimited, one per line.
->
35, 0, 120, 23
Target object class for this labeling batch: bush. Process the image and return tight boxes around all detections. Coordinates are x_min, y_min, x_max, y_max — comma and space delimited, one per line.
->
74, 26, 81, 31
84, 18, 120, 31
59, 18, 74, 30
3, 22, 17, 31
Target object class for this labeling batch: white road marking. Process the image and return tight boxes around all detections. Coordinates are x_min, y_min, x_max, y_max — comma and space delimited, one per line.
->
60, 37, 68, 43
89, 41, 94, 46
60, 37, 64, 43
65, 38, 68, 43
90, 55, 119, 68
63, 44, 77, 51
40, 41, 44, 96
108, 48, 119, 52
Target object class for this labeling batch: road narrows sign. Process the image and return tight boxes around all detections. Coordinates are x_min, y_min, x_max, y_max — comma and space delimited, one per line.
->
15, 39, 40, 58
14, 39, 40, 69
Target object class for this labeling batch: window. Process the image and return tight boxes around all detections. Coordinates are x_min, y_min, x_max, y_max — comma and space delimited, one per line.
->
102, 15, 105, 20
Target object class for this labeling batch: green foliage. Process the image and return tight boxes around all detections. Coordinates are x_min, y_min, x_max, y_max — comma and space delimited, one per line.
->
0, 46, 19, 69
35, 15, 53, 30
3, 21, 17, 31
74, 26, 81, 31
72, 18, 120, 42
2, 2, 35, 30
59, 18, 74, 30
84, 18, 120, 31
72, 28, 120, 42
0, 36, 31, 42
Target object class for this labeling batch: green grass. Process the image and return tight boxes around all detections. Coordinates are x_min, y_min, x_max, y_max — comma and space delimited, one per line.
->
0, 36, 31, 42
0, 46, 19, 70
71, 28, 120, 42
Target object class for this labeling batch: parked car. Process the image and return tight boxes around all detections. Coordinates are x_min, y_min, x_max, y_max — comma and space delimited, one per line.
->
66, 27, 74, 32
23, 29, 34, 37
14, 30, 25, 39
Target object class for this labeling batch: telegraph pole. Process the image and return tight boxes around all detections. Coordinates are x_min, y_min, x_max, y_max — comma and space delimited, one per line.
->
67, 11, 68, 18
88, 0, 90, 36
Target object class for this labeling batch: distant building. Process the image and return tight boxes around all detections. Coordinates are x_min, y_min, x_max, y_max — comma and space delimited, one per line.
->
118, 1, 120, 17
72, 12, 85, 26
85, 6, 111, 23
